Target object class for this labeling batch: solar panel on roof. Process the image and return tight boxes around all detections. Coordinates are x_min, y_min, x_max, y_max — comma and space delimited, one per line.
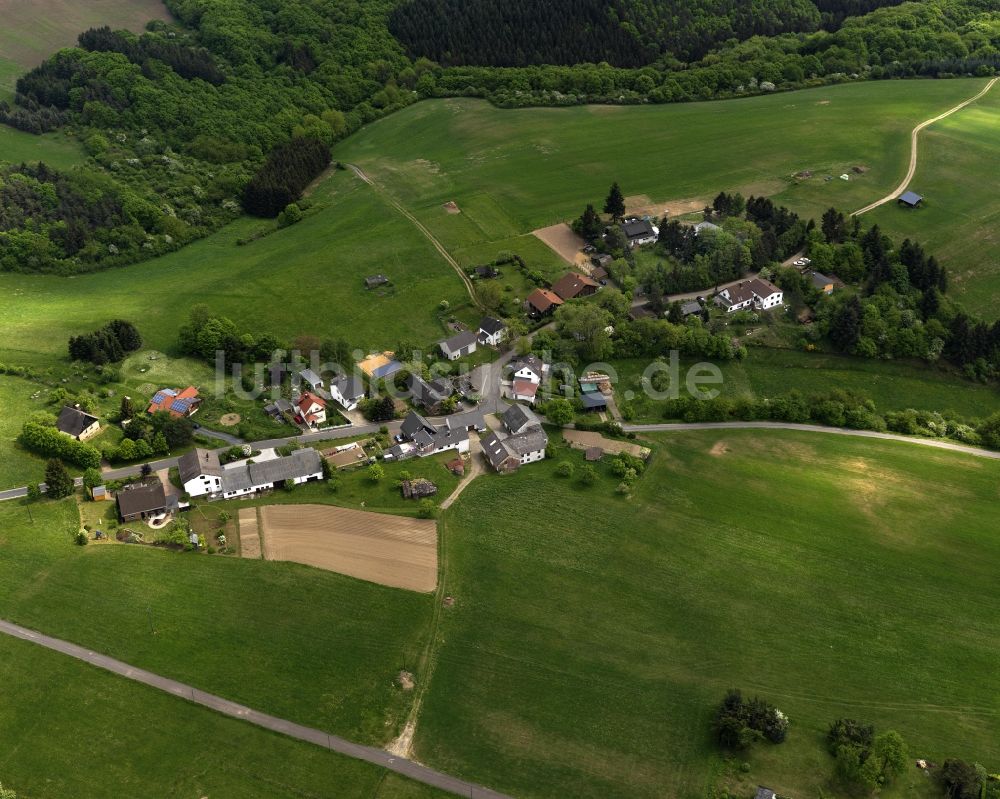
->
170, 399, 190, 413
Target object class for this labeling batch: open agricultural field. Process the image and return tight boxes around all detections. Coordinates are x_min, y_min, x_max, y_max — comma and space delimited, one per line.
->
0, 634, 449, 799
260, 503, 438, 592
332, 81, 982, 248
0, 170, 468, 369
0, 0, 172, 70
612, 348, 1000, 423
866, 83, 1000, 321
0, 497, 434, 747
419, 430, 1000, 799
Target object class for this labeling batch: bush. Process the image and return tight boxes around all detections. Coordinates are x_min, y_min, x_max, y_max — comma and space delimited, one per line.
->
74, 530, 89, 546
368, 463, 385, 482
556, 460, 574, 478
577, 464, 597, 486
19, 421, 101, 468
418, 498, 437, 518
713, 689, 788, 749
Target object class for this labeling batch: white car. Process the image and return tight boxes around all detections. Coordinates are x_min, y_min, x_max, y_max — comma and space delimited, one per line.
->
793, 259, 807, 266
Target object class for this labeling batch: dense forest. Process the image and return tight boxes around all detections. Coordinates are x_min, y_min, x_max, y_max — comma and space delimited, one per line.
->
0, 0, 998, 273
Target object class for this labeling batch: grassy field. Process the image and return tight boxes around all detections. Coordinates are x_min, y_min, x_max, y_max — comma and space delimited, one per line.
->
866, 82, 1000, 320
0, 0, 172, 69
0, 496, 435, 747
332, 79, 997, 317
0, 635, 449, 799
612, 348, 1000, 423
418, 430, 1000, 798
332, 81, 982, 246
1, 170, 468, 367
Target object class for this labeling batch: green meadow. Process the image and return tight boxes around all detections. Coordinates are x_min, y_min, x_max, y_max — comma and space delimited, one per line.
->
332, 79, 997, 316
866, 82, 1000, 320
0, 497, 434, 747
1, 170, 468, 368
419, 429, 1000, 798
0, 634, 448, 799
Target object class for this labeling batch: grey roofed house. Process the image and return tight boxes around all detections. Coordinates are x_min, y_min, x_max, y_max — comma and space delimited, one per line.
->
116, 480, 167, 521
481, 431, 517, 471
401, 410, 436, 440
502, 403, 540, 435
178, 448, 223, 484
408, 373, 452, 410
504, 426, 548, 456
478, 316, 506, 337
220, 448, 322, 494
510, 353, 545, 379
56, 405, 99, 438
439, 329, 479, 358
755, 788, 777, 799
622, 218, 656, 242
332, 373, 365, 400
365, 274, 389, 288
715, 283, 756, 309
897, 190, 923, 207
448, 408, 487, 432
680, 300, 702, 316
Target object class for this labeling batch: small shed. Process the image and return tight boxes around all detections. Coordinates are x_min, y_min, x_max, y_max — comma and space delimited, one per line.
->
584, 446, 603, 462
897, 190, 923, 208
365, 274, 389, 289
401, 478, 438, 499
91, 485, 109, 501
580, 392, 608, 412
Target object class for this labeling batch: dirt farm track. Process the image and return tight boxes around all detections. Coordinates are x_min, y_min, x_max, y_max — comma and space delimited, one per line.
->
258, 504, 438, 592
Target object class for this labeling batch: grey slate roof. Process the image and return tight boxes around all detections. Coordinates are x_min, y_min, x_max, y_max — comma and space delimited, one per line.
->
510, 354, 544, 378
408, 373, 452, 408
694, 220, 720, 234
755, 788, 776, 799
440, 329, 478, 355
332, 373, 365, 400
810, 271, 834, 289
581, 392, 607, 409
504, 426, 548, 456
178, 448, 222, 484
478, 316, 506, 336
481, 432, 515, 469
298, 368, 322, 387
898, 190, 923, 205
116, 480, 166, 518
220, 448, 322, 494
502, 403, 540, 435
680, 300, 702, 316
56, 405, 98, 437
401, 410, 435, 439
622, 218, 655, 240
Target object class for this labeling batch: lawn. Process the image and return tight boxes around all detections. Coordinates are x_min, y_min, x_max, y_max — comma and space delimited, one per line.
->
332, 80, 984, 253
865, 81, 1000, 320
0, 113, 83, 170
0, 169, 469, 368
610, 348, 1000, 423
417, 430, 1000, 798
0, 634, 449, 799
0, 496, 435, 747
0, 0, 172, 70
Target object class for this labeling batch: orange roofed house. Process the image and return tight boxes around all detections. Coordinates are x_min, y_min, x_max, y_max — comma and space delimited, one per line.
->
296, 391, 327, 429
525, 288, 563, 317
147, 386, 201, 418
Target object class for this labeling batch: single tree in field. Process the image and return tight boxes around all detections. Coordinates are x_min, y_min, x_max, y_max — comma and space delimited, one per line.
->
859, 730, 908, 790
44, 459, 74, 499
368, 463, 385, 482
603, 182, 625, 222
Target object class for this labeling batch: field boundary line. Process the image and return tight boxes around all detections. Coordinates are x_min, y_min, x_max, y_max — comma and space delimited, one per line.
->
0, 618, 511, 799
346, 164, 481, 309
853, 77, 998, 216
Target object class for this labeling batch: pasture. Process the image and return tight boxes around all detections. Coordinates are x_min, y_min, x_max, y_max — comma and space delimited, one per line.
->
866, 81, 1000, 320
0, 170, 469, 368
0, 0, 172, 69
0, 497, 435, 747
0, 634, 449, 799
332, 79, 997, 317
332, 80, 982, 247
418, 429, 1000, 798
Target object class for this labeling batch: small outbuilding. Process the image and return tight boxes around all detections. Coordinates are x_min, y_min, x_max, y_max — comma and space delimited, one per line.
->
365, 274, 389, 289
897, 190, 923, 208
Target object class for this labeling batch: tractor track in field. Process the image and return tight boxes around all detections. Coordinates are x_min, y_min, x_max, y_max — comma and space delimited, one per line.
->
853, 77, 998, 216
347, 163, 481, 309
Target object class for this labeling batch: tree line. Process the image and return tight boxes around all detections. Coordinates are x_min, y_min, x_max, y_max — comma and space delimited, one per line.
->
242, 137, 331, 218
68, 320, 142, 365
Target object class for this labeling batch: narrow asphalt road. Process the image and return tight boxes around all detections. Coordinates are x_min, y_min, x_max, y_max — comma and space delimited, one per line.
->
853, 77, 998, 216
624, 421, 1000, 459
0, 618, 511, 799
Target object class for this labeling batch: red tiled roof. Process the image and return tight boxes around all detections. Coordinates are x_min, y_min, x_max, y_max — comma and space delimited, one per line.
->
551, 271, 599, 300
526, 288, 563, 313
512, 379, 538, 398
